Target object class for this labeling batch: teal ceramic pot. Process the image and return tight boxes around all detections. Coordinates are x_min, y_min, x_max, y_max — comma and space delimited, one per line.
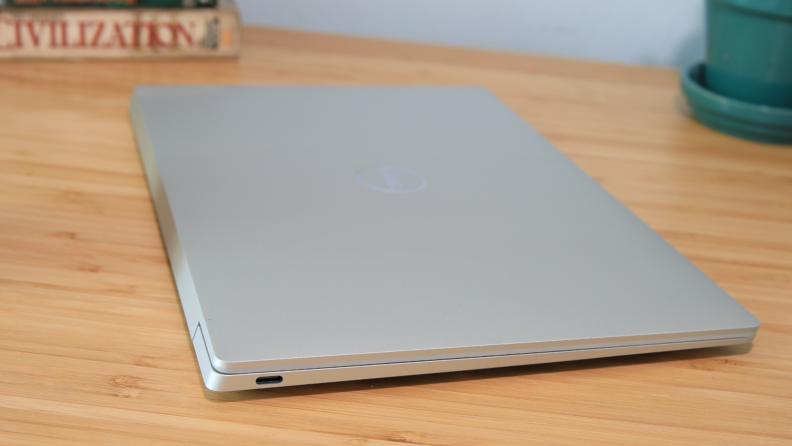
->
705, 0, 792, 108
682, 63, 792, 144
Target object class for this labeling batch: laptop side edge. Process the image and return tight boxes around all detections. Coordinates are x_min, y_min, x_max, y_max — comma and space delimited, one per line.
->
130, 93, 207, 347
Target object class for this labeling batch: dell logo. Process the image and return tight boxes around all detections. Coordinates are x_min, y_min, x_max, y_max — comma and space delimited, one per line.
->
356, 166, 426, 193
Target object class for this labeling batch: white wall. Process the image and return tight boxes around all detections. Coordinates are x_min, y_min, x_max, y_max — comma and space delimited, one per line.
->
235, 0, 705, 67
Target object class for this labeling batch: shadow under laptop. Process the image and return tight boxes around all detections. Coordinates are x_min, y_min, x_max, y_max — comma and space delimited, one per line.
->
200, 343, 753, 403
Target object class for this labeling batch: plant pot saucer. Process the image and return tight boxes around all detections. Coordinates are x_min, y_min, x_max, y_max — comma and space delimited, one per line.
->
681, 62, 792, 144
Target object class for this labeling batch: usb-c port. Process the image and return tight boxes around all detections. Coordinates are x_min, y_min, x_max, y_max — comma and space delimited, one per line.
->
256, 375, 283, 385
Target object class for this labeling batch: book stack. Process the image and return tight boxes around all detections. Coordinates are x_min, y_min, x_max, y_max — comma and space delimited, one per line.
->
0, 0, 240, 59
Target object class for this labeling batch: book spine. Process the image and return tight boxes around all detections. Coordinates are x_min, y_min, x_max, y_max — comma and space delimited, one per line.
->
6, 1, 217, 8
0, 2, 239, 59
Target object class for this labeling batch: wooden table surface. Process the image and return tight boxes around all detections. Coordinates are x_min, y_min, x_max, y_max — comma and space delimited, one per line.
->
1, 26, 791, 446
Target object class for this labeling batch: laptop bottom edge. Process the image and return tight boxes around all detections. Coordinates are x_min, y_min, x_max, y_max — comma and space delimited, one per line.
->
192, 329, 754, 392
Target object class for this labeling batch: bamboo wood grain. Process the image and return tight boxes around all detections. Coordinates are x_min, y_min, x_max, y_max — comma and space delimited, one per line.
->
0, 27, 791, 446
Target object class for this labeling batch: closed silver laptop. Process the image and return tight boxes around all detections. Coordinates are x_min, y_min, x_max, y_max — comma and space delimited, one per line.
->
129, 86, 759, 391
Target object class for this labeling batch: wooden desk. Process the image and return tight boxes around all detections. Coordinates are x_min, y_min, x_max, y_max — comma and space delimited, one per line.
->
1, 27, 790, 446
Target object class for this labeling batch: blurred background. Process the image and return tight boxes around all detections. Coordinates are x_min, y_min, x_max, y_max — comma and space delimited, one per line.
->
236, 0, 705, 67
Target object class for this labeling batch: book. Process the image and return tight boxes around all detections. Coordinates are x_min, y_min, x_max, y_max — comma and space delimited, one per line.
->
5, 0, 217, 8
0, 0, 239, 59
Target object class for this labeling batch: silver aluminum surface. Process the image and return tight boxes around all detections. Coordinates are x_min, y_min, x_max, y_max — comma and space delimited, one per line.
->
129, 86, 759, 390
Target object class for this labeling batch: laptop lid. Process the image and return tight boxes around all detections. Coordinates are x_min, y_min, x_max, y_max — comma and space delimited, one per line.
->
130, 85, 759, 378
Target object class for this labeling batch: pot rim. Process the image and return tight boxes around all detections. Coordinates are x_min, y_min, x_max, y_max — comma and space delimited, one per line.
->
681, 62, 792, 144
711, 0, 792, 20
